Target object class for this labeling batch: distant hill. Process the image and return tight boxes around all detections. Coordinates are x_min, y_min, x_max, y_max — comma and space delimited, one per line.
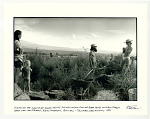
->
21, 40, 80, 52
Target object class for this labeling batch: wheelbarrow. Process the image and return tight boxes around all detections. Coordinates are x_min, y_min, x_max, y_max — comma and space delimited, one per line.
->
72, 69, 95, 100
72, 67, 112, 100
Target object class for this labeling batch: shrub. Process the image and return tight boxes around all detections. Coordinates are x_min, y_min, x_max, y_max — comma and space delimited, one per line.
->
21, 51, 136, 100
61, 88, 76, 100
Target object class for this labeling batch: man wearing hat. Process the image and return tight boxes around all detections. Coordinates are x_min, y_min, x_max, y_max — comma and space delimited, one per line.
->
89, 44, 97, 69
121, 39, 133, 70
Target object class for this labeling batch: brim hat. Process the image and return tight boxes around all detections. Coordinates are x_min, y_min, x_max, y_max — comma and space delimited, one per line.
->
91, 44, 97, 47
124, 39, 133, 44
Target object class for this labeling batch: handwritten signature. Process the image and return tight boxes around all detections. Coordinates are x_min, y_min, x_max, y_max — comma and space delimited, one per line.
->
126, 105, 141, 109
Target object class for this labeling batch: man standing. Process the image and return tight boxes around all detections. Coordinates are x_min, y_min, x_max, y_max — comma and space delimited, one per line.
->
88, 44, 98, 80
89, 44, 97, 70
121, 39, 133, 70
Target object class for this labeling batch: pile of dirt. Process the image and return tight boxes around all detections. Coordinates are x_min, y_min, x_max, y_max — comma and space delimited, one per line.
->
94, 90, 120, 101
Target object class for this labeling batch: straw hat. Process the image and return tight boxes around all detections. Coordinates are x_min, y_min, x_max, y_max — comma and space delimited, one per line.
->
124, 39, 133, 44
91, 44, 97, 47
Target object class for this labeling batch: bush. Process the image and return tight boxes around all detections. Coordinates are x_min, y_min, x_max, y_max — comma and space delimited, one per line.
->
61, 88, 76, 100
21, 51, 136, 100
110, 72, 137, 101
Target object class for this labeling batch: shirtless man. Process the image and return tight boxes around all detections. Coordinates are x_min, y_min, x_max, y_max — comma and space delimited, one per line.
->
88, 44, 98, 80
121, 39, 133, 70
89, 44, 97, 69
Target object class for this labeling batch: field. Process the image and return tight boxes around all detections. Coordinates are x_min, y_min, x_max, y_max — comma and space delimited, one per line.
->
17, 48, 137, 100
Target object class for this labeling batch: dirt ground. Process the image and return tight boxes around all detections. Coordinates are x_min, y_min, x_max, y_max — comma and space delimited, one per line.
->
93, 90, 120, 101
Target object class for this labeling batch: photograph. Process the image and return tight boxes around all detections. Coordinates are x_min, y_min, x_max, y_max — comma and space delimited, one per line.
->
14, 17, 137, 101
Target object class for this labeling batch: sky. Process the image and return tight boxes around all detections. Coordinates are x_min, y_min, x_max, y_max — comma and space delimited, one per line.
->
14, 17, 137, 54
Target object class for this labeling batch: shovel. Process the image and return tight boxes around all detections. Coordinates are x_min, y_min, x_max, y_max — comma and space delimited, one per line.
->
82, 69, 94, 81
82, 66, 108, 81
